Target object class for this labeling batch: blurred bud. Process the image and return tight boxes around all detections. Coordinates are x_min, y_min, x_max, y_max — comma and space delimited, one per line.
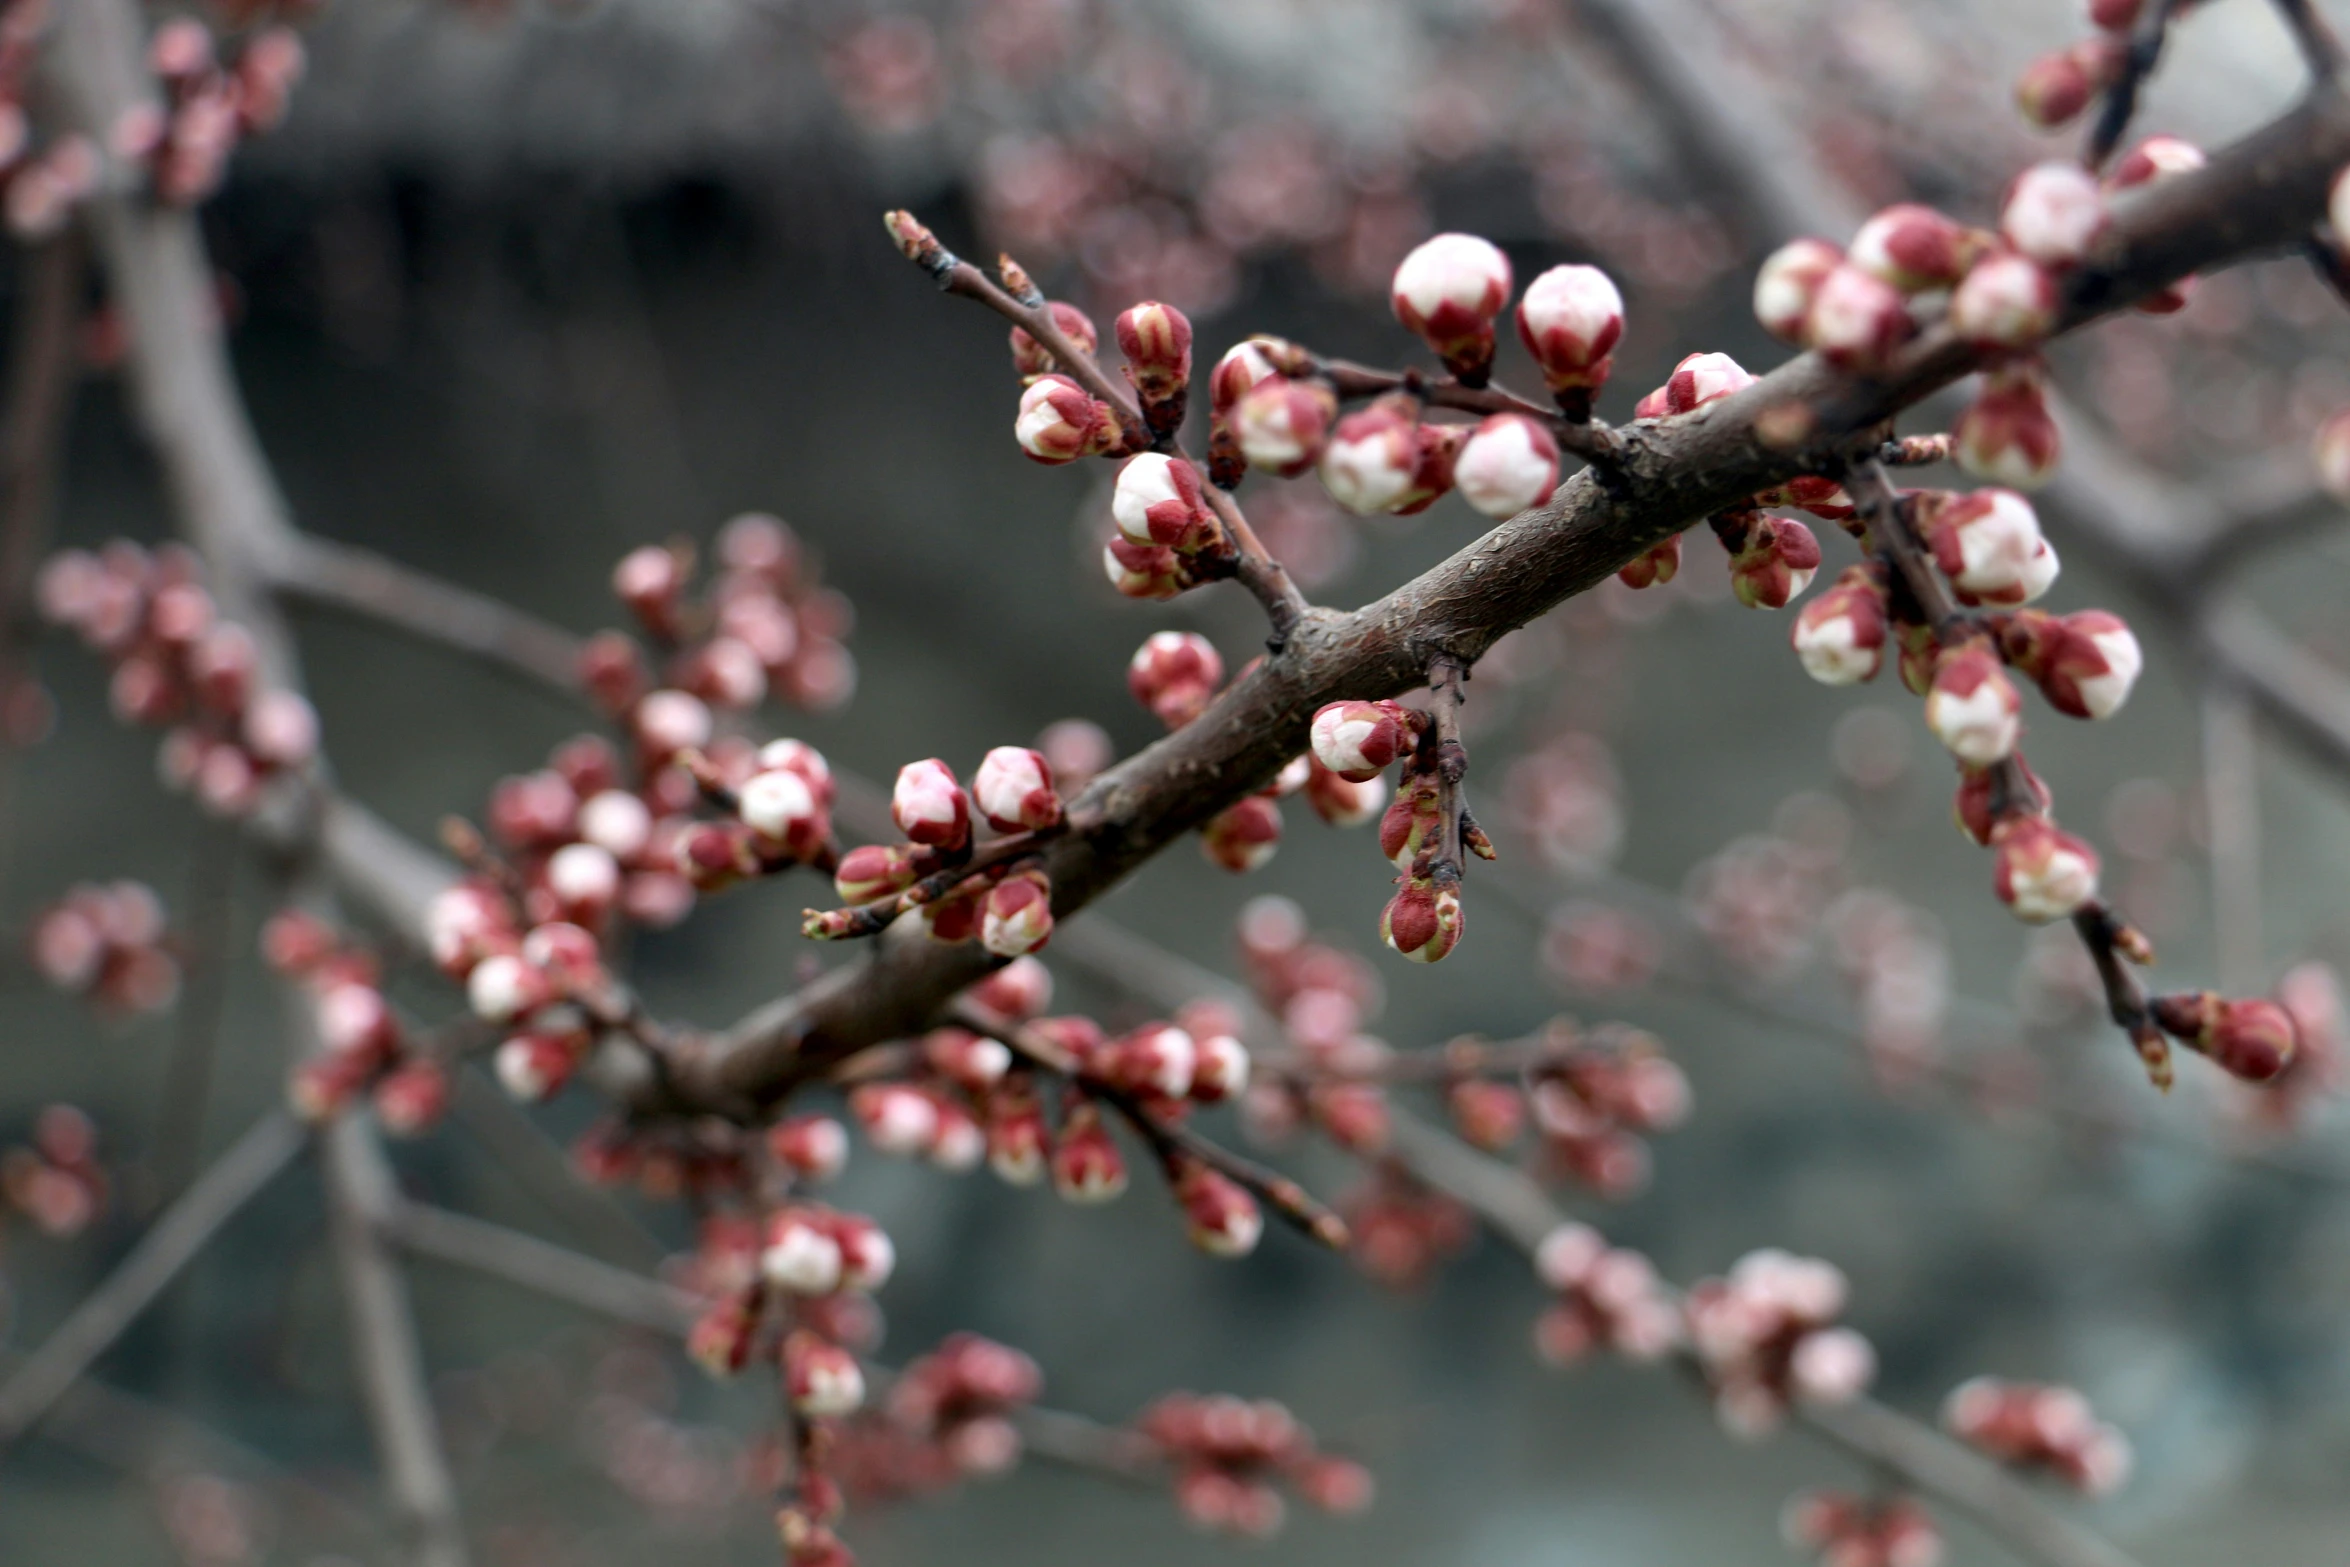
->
784, 1331, 866, 1417
834, 842, 919, 906
1806, 263, 1914, 371
1201, 796, 1283, 873
1722, 513, 1822, 610
1050, 1101, 1127, 1202
1851, 204, 1985, 293
1949, 252, 2060, 348
1303, 756, 1388, 828
1127, 631, 1224, 729
1007, 301, 1097, 380
2001, 162, 2106, 267
981, 868, 1055, 957
1617, 535, 1681, 590
1954, 367, 2061, 489
1208, 338, 1291, 415
1231, 377, 1338, 479
1752, 238, 1842, 344
2152, 992, 2299, 1082
1176, 1164, 1264, 1258
771, 1114, 850, 1182
2314, 408, 2350, 504
1634, 352, 1754, 419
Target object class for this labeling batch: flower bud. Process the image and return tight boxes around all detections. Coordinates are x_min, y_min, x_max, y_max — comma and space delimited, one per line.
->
545, 841, 623, 921
1115, 300, 1193, 403
1190, 1033, 1251, 1103
1953, 755, 2051, 846
1101, 1023, 1197, 1100
675, 821, 760, 891
849, 1083, 940, 1157
688, 1290, 761, 1377
1379, 773, 1444, 868
1806, 263, 1914, 372
757, 738, 834, 805
2003, 608, 2142, 720
1789, 1327, 1877, 1405
1949, 252, 2059, 348
919, 887, 982, 944
1954, 367, 2061, 489
2152, 992, 2298, 1081
1050, 1102, 1127, 1202
2016, 42, 2107, 129
1391, 233, 1513, 378
1752, 238, 1842, 343
1201, 795, 1282, 873
1989, 815, 2100, 923
739, 767, 829, 857
1918, 489, 2056, 606
1015, 373, 1119, 464
1515, 263, 1624, 401
1634, 352, 1755, 420
1385, 419, 1465, 517
1230, 377, 1337, 478
632, 688, 713, 761
1303, 756, 1387, 828
2314, 408, 2350, 504
1382, 875, 1463, 963
1850, 204, 1984, 293
1208, 338, 1289, 415
467, 952, 553, 1025
613, 545, 684, 636
1925, 645, 2023, 765
1007, 301, 1097, 381
317, 981, 397, 1060
243, 690, 319, 769
1309, 699, 1412, 782
1176, 1165, 1264, 1258
2001, 162, 2106, 268
374, 1060, 450, 1136
1454, 413, 1561, 518
831, 1212, 897, 1292
892, 758, 970, 850
577, 631, 648, 714
1789, 565, 1888, 686
1111, 452, 1215, 551
1127, 631, 1224, 729
2333, 164, 2350, 247
1315, 396, 1414, 516
770, 1114, 850, 1183
1616, 535, 1681, 590
494, 1031, 580, 1102
971, 746, 1062, 833
980, 868, 1055, 957
2111, 134, 2206, 191
984, 1080, 1049, 1185
1723, 514, 1822, 610
784, 1331, 866, 1417
834, 842, 919, 906
1102, 536, 1186, 600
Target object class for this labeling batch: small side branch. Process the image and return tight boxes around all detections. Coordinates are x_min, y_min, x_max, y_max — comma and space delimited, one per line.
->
2086, 0, 2185, 170
2274, 0, 2347, 79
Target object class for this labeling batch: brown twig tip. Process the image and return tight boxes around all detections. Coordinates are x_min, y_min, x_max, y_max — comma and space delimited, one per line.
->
997, 254, 1044, 307
883, 210, 955, 282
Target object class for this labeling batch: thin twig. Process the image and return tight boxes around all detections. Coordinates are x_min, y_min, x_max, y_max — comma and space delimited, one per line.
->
2086, 0, 2184, 170
1314, 357, 1623, 464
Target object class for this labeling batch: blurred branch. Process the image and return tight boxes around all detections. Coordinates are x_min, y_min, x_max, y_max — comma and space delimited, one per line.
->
150, 820, 240, 1204
2202, 681, 2265, 995
0, 1112, 306, 1448
2273, 0, 2348, 79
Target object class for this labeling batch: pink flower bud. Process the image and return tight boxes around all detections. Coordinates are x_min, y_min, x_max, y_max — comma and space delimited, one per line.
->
2006, 609, 2142, 720
1954, 368, 2061, 489
1101, 536, 1186, 600
2001, 162, 2106, 268
577, 789, 653, 860
2314, 408, 2350, 504
1990, 815, 2100, 923
892, 758, 970, 849
770, 1114, 850, 1182
1616, 535, 1681, 589
374, 1060, 450, 1137
675, 821, 759, 891
1014, 373, 1119, 464
289, 1051, 369, 1122
577, 631, 648, 715
1230, 377, 1337, 478
1127, 631, 1224, 729
612, 545, 684, 636
1102, 1023, 1197, 1100
1920, 489, 2057, 606
1309, 699, 1411, 782
1177, 1165, 1263, 1258
1190, 1033, 1250, 1103
1925, 645, 2023, 766
850, 1082, 941, 1157
493, 1031, 579, 1102
2153, 992, 2299, 1081
1948, 252, 2060, 349
784, 1331, 866, 1417
1953, 757, 2051, 847
971, 746, 1062, 833
1789, 1327, 1876, 1405
1752, 238, 1843, 344
1381, 876, 1463, 964
1007, 301, 1097, 380
1050, 1102, 1127, 1202
985, 1080, 1049, 1185
467, 952, 553, 1025
1806, 263, 1914, 371
317, 981, 397, 1060
1454, 413, 1561, 518
834, 842, 919, 906
1380, 773, 1444, 868
1303, 756, 1387, 828
981, 868, 1055, 957
1635, 352, 1755, 420
1723, 514, 1822, 610
688, 1290, 761, 1377
632, 688, 712, 760
1115, 301, 1193, 402
830, 1212, 897, 1291
1201, 796, 1282, 873
1391, 233, 1513, 377
758, 738, 834, 804
545, 841, 622, 919
243, 689, 322, 769
1515, 263, 1624, 395
762, 1210, 845, 1293
1318, 397, 1423, 516
2015, 43, 2106, 130
1789, 565, 1888, 686
424, 883, 511, 979
1850, 204, 1984, 293
1111, 452, 1215, 550
739, 767, 827, 856
2111, 135, 2206, 191
1208, 338, 1290, 415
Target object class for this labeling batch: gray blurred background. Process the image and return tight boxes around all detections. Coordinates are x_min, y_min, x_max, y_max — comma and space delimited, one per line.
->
6, 0, 2350, 1563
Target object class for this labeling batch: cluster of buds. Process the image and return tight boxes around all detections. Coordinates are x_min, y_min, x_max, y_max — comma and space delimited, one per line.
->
1316, 393, 1465, 518
588, 512, 856, 730
1711, 508, 1823, 611
420, 872, 619, 1105
1107, 451, 1229, 599
813, 751, 1063, 956
883, 1333, 1044, 1478
38, 542, 321, 817
120, 17, 305, 207
2, 1105, 107, 1237
679, 736, 839, 895
1127, 631, 1223, 728
1684, 1249, 1877, 1436
2012, 2, 2203, 133
1343, 1165, 1475, 1290
1310, 694, 1487, 964
264, 910, 451, 1134
569, 1116, 754, 1205
1527, 1025, 1692, 1198
1232, 898, 1398, 1156
1531, 1222, 1679, 1366
28, 880, 180, 1016
1781, 1491, 1944, 1567
1136, 1393, 1372, 1537
1941, 1378, 2133, 1495
0, 0, 94, 238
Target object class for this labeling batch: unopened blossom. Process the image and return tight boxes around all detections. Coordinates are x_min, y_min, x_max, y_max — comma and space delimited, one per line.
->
1953, 756, 2051, 847
850, 1082, 942, 1158
1008, 300, 1098, 381
1100, 1022, 1197, 1100
1949, 252, 2060, 348
1230, 377, 1337, 478
1919, 489, 2057, 606
1015, 373, 1119, 463
2001, 162, 2107, 268
892, 757, 970, 849
1380, 773, 1445, 868
1616, 535, 1681, 589
1752, 238, 1842, 344
545, 841, 622, 920
1116, 300, 1193, 405
1924, 645, 2023, 766
1318, 397, 1422, 516
1112, 452, 1215, 550
1790, 565, 1889, 686
971, 746, 1062, 833
1102, 536, 1186, 600
632, 688, 712, 759
1177, 1164, 1264, 1258
1191, 1032, 1251, 1103
1990, 816, 2100, 924
1955, 367, 2061, 489
1202, 796, 1282, 873
1050, 1102, 1127, 1202
1309, 699, 1413, 781
612, 544, 684, 634
467, 952, 554, 1025
1391, 232, 1513, 378
784, 1331, 866, 1418
1634, 352, 1754, 419
2016, 38, 2117, 129
770, 1114, 850, 1182
1782, 1492, 1944, 1567
2151, 992, 2299, 1081
1454, 413, 1560, 518
833, 842, 918, 906
1943, 1377, 2134, 1496
1850, 203, 1985, 293
1515, 263, 1623, 404
1721, 513, 1821, 610
1128, 631, 1224, 729
1303, 757, 1387, 828
832, 1211, 897, 1291
2314, 408, 2350, 504
1387, 421, 1465, 516
738, 767, 826, 855
1999, 608, 2143, 720
1382, 874, 1463, 963
2333, 164, 2350, 248
1806, 263, 1913, 371
981, 868, 1055, 957
242, 690, 318, 768
1208, 338, 1289, 415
